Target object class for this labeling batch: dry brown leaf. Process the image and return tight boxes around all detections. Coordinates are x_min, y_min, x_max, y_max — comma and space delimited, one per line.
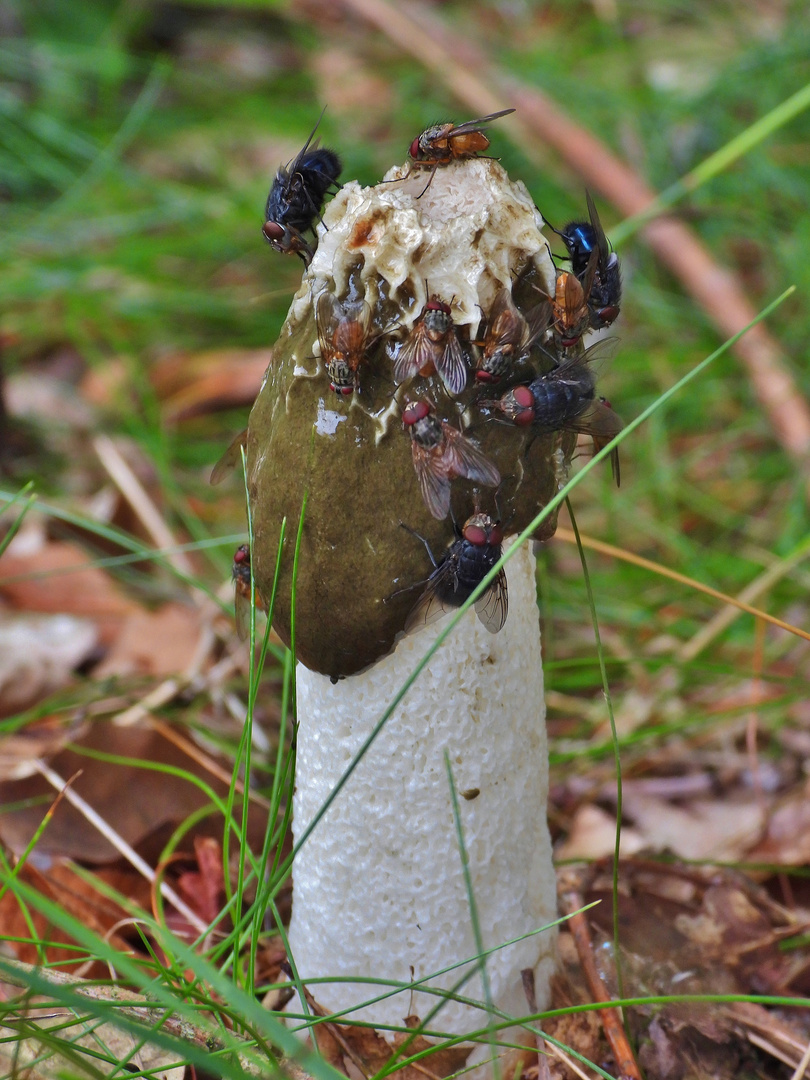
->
0, 538, 138, 645
174, 836, 226, 927
391, 1027, 472, 1078
748, 779, 810, 864
93, 602, 203, 678
0, 860, 134, 971
149, 347, 272, 421
620, 792, 765, 861
674, 885, 771, 956
80, 348, 271, 422
554, 803, 644, 861
0, 725, 229, 863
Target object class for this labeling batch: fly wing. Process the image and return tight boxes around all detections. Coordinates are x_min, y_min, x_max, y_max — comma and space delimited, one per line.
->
288, 107, 327, 173
393, 322, 434, 384
573, 398, 623, 486
585, 190, 612, 270
545, 334, 619, 378
486, 287, 520, 347
447, 108, 516, 138
523, 298, 552, 350
435, 332, 468, 395
474, 569, 508, 634
404, 565, 456, 633
316, 291, 340, 347
579, 246, 600, 303
411, 443, 452, 519
441, 424, 501, 487
210, 429, 247, 485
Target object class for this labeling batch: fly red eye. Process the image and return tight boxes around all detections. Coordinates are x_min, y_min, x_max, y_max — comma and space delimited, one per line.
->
234, 546, 249, 564
597, 306, 620, 325
409, 137, 421, 159
488, 525, 503, 545
425, 298, 450, 314
560, 335, 580, 348
262, 221, 284, 241
475, 370, 495, 383
512, 386, 534, 409
463, 523, 487, 545
515, 408, 534, 427
403, 400, 430, 425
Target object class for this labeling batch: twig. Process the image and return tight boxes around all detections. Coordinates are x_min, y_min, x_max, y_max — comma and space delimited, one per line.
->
789, 1037, 810, 1080
34, 759, 208, 937
93, 434, 195, 577
521, 968, 551, 1080
542, 1041, 593, 1080
327, 0, 810, 481
561, 892, 642, 1080
113, 676, 187, 727
677, 536, 810, 661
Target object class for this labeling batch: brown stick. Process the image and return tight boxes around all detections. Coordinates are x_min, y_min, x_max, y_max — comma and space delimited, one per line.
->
328, 0, 810, 477
561, 893, 642, 1080
521, 968, 551, 1080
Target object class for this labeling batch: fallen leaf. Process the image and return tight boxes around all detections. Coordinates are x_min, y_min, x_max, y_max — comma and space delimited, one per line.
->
0, 613, 97, 719
93, 602, 203, 678
554, 803, 645, 861
0, 537, 138, 646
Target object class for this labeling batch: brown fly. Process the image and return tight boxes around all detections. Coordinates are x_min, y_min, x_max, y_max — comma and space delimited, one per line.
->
393, 296, 468, 395
402, 398, 500, 519
406, 109, 515, 196
475, 287, 550, 383
548, 269, 594, 350
316, 292, 374, 395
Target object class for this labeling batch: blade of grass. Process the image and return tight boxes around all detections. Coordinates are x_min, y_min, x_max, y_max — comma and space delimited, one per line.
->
612, 80, 810, 246
565, 499, 624, 1011
0, 481, 36, 558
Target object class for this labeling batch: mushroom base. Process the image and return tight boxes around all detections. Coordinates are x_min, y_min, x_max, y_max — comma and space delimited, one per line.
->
287, 541, 557, 1043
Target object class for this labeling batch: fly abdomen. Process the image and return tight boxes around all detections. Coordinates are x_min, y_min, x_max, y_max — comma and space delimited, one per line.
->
527, 367, 595, 430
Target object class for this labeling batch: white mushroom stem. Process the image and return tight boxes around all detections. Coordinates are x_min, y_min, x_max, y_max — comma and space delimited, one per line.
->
288, 540, 557, 1044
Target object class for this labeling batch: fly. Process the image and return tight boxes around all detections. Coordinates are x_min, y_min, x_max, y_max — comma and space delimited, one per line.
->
552, 191, 621, 330
406, 109, 515, 196
480, 340, 622, 484
402, 398, 500, 519
262, 111, 342, 265
403, 512, 508, 634
475, 287, 550, 383
393, 296, 468, 395
316, 292, 374, 395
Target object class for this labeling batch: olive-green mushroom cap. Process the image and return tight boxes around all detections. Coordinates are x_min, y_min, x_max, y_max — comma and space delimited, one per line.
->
247, 158, 568, 678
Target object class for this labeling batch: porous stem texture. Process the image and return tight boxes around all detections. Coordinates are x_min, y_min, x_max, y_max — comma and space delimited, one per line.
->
288, 542, 556, 1035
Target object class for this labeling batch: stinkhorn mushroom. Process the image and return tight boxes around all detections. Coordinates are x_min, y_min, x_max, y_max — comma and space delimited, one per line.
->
242, 112, 620, 1050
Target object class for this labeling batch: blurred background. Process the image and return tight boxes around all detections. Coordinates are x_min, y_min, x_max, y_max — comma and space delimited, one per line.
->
2, 0, 810, 866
